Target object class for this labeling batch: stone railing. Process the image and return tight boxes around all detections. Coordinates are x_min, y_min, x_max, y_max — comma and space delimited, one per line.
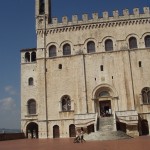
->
115, 110, 138, 125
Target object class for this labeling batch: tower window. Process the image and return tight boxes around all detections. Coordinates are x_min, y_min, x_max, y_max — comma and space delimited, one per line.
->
31, 52, 36, 62
63, 44, 71, 56
25, 52, 30, 62
49, 45, 56, 57
87, 41, 95, 53
27, 99, 36, 114
129, 37, 138, 49
105, 39, 113, 51
145, 35, 150, 48
100, 65, 104, 71
39, 0, 45, 14
28, 77, 34, 86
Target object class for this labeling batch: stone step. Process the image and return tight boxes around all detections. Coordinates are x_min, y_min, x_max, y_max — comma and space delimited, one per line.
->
84, 131, 132, 141
99, 116, 114, 132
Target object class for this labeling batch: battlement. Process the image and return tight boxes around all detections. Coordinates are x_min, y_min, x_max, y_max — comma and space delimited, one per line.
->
50, 7, 150, 27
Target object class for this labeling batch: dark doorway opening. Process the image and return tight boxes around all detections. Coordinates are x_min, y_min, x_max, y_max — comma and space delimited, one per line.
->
99, 100, 112, 117
26, 122, 38, 138
53, 125, 60, 138
69, 124, 76, 137
141, 119, 149, 135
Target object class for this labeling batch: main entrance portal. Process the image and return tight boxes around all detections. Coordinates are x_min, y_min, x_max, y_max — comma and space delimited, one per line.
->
99, 100, 112, 117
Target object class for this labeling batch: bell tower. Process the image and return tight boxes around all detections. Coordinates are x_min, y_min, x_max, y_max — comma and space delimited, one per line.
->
35, 0, 52, 30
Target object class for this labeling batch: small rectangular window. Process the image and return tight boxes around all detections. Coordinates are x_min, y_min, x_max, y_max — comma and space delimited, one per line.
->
59, 64, 62, 69
139, 61, 142, 67
100, 65, 104, 71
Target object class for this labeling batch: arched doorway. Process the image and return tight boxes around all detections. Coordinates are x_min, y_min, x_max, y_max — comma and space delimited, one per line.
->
92, 84, 119, 117
26, 122, 38, 138
69, 124, 76, 137
53, 125, 60, 138
95, 90, 112, 117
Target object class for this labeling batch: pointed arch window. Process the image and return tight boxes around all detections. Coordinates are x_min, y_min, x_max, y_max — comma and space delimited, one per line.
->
105, 39, 113, 51
25, 52, 30, 62
49, 45, 56, 57
87, 41, 95, 53
129, 37, 138, 49
145, 35, 150, 48
31, 52, 36, 62
63, 44, 71, 56
142, 87, 150, 104
28, 77, 34, 86
27, 99, 36, 114
61, 95, 71, 111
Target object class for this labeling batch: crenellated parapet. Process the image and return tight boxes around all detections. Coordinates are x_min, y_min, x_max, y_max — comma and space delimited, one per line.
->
36, 7, 150, 34
52, 7, 149, 24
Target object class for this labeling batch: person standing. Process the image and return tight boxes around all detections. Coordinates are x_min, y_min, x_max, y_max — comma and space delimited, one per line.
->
80, 127, 86, 143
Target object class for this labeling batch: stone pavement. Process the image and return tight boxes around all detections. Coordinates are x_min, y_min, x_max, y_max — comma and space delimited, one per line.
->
0, 136, 150, 150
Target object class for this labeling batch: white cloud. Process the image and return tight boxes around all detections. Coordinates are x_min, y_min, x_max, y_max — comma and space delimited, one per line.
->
0, 97, 16, 112
4, 85, 16, 95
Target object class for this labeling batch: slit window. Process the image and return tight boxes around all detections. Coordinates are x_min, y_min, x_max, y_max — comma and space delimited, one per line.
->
100, 65, 104, 71
139, 61, 142, 67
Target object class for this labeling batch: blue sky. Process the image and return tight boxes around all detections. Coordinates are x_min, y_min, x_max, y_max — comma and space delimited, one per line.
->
0, 0, 149, 129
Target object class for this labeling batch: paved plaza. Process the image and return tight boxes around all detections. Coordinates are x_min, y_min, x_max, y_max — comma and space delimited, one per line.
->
0, 136, 150, 150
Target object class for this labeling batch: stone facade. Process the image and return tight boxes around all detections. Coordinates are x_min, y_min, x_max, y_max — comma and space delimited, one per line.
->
21, 0, 150, 139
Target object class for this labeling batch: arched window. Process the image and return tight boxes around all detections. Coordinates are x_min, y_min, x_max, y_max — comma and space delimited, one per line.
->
87, 41, 95, 53
25, 52, 30, 62
129, 37, 138, 49
27, 99, 36, 114
49, 45, 56, 57
142, 87, 150, 104
145, 35, 150, 48
31, 52, 36, 62
105, 39, 113, 51
28, 77, 34, 86
61, 95, 71, 111
99, 91, 110, 97
63, 44, 71, 56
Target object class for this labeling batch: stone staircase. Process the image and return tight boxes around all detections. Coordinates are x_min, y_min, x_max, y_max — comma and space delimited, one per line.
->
84, 116, 131, 141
